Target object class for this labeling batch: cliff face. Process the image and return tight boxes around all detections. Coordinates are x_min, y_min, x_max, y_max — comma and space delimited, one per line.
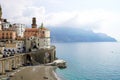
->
29, 46, 56, 64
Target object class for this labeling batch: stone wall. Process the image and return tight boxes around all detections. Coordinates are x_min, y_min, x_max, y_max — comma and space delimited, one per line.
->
29, 46, 56, 64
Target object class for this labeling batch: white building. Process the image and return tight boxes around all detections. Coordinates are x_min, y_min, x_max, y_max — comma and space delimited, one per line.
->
2, 22, 10, 29
13, 23, 26, 37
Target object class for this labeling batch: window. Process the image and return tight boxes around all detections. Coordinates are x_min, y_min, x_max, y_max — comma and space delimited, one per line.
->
18, 44, 20, 46
43, 31, 44, 34
10, 33, 12, 35
10, 36, 12, 39
6, 33, 8, 39
2, 36, 4, 39
38, 43, 39, 46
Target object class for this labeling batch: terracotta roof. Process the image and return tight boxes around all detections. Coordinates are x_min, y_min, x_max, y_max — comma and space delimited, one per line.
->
25, 28, 38, 32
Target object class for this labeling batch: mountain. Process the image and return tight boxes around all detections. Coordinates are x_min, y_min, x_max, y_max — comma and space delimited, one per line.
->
49, 27, 117, 42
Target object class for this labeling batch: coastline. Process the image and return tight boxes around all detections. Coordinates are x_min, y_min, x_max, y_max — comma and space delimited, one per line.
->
9, 65, 61, 80
53, 70, 62, 80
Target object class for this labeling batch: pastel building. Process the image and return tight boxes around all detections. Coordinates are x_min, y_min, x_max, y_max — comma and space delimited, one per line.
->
0, 31, 16, 40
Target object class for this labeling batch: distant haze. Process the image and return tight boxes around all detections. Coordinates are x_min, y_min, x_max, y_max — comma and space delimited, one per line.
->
1, 0, 120, 41
49, 27, 116, 42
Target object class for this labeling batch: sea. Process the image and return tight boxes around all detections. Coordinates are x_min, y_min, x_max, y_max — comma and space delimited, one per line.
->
53, 42, 120, 80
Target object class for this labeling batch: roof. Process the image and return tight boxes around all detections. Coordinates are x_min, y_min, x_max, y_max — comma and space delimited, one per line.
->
25, 28, 38, 32
25, 27, 49, 32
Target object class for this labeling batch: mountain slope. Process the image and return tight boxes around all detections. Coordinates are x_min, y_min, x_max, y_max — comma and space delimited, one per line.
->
49, 27, 117, 42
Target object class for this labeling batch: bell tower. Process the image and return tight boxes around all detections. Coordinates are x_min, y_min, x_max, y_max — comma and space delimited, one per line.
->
0, 5, 2, 19
32, 17, 37, 28
0, 5, 2, 30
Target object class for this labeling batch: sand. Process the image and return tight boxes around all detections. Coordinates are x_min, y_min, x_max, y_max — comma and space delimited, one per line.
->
9, 65, 58, 80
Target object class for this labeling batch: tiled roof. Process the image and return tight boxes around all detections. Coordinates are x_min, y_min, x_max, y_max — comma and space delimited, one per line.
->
25, 27, 49, 31
25, 28, 38, 32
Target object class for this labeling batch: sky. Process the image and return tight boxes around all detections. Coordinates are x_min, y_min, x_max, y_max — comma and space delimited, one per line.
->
0, 0, 120, 41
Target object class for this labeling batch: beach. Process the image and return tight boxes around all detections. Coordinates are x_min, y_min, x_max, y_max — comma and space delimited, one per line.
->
9, 65, 58, 80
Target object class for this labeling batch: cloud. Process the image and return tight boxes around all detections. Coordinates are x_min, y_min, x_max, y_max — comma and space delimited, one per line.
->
0, 0, 120, 40
45, 9, 120, 40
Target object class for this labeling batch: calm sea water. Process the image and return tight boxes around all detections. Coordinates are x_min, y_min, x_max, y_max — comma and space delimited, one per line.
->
54, 42, 120, 80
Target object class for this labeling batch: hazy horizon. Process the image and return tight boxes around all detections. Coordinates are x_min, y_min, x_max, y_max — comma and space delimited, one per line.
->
0, 0, 120, 41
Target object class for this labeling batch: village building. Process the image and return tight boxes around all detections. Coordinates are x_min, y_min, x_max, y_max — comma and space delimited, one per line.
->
25, 22, 51, 52
0, 46, 4, 57
0, 46, 4, 53
13, 39, 25, 53
3, 43, 17, 56
24, 23, 50, 38
0, 6, 57, 75
0, 31, 16, 41
2, 19, 10, 30
12, 23, 26, 37
3, 40, 25, 56
0, 5, 53, 61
